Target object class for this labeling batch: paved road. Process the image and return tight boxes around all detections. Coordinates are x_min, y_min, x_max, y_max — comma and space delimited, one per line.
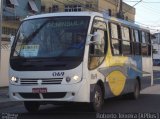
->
0, 80, 160, 119
0, 93, 160, 119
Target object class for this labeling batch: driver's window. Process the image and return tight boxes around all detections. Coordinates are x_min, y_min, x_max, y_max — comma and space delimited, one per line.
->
88, 20, 107, 70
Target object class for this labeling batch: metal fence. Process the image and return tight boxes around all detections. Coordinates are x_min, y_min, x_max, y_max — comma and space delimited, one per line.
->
1, 43, 10, 50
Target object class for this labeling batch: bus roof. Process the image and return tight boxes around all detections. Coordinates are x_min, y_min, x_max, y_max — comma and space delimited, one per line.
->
24, 11, 102, 20
107, 16, 150, 32
24, 11, 150, 32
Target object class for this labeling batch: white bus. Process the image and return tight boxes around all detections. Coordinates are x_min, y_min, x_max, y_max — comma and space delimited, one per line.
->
9, 12, 153, 112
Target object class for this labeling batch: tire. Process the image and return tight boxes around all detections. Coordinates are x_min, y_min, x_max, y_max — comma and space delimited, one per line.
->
90, 85, 104, 112
24, 101, 40, 113
130, 79, 140, 100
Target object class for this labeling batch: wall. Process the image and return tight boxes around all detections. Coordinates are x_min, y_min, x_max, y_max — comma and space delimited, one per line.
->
98, 0, 117, 16
0, 42, 10, 87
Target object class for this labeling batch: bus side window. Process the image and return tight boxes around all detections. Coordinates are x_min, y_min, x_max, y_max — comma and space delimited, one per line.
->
130, 29, 135, 55
121, 26, 131, 56
133, 29, 141, 55
141, 31, 148, 56
110, 23, 121, 55
147, 33, 152, 56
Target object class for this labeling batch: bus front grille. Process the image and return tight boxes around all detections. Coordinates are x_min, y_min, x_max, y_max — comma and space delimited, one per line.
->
19, 92, 66, 99
20, 78, 63, 85
19, 93, 40, 99
42, 92, 66, 99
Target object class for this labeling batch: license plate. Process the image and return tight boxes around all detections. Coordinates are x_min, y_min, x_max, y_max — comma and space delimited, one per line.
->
32, 88, 47, 93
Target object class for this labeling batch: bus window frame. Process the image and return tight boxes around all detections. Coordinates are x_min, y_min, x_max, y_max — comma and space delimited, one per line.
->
109, 22, 122, 56
147, 32, 152, 56
120, 25, 132, 56
141, 30, 151, 57
133, 29, 141, 55
88, 17, 108, 70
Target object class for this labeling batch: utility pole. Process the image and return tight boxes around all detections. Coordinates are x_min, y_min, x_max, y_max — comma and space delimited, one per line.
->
117, 0, 124, 19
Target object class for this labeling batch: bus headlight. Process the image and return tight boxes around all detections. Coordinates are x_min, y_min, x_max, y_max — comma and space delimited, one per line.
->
10, 77, 19, 85
73, 75, 79, 81
72, 75, 81, 83
65, 75, 81, 84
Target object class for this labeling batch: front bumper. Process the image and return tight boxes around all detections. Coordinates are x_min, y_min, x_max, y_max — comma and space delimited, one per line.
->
9, 79, 89, 103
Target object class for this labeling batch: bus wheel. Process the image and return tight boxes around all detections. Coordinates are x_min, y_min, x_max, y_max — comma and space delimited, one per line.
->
130, 79, 140, 100
91, 85, 104, 112
24, 101, 40, 113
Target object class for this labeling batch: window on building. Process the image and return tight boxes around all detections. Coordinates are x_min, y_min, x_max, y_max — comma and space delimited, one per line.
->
121, 26, 131, 55
28, 0, 39, 13
6, 0, 19, 8
41, 6, 45, 12
110, 23, 121, 55
52, 5, 59, 12
86, 3, 92, 8
108, 9, 112, 16
125, 16, 128, 21
2, 27, 17, 36
49, 7, 51, 13
65, 5, 82, 12
3, 16, 19, 21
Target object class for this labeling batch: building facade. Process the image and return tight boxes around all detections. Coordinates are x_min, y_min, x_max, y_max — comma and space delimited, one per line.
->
1, 0, 41, 87
2, 0, 41, 41
41, 0, 135, 21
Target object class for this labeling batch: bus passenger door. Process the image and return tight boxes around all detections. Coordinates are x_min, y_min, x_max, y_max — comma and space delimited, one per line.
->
88, 19, 107, 70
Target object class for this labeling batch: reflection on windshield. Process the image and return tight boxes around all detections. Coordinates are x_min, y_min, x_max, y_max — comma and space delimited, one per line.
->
12, 17, 90, 58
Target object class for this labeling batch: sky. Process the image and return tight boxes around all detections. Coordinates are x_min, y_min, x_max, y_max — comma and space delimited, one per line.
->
123, 0, 160, 32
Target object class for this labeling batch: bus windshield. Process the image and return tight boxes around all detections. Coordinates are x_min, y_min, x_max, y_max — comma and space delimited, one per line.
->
11, 16, 90, 59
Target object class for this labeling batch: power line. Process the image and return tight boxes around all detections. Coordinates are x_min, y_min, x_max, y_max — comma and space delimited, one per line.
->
123, 0, 160, 30
124, 1, 160, 3
141, 3, 160, 13
123, 0, 142, 14
132, 0, 143, 7
125, 0, 160, 27
136, 4, 160, 16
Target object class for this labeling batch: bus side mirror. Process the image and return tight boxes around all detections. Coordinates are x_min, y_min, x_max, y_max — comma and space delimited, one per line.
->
10, 35, 15, 47
86, 32, 100, 45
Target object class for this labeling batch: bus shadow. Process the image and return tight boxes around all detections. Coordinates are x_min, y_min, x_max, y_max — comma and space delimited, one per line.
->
102, 93, 160, 113
21, 93, 160, 115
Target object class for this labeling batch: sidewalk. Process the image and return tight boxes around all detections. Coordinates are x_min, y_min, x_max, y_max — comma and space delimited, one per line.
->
0, 87, 22, 109
0, 87, 10, 103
